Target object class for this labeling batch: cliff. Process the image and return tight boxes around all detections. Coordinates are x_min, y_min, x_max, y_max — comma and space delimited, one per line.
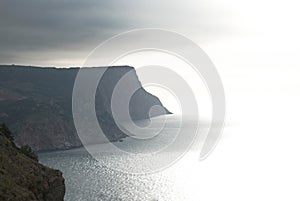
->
0, 125, 65, 201
0, 65, 170, 151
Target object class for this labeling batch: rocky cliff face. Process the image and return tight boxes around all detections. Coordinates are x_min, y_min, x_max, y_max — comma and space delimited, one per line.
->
0, 65, 170, 151
0, 126, 65, 201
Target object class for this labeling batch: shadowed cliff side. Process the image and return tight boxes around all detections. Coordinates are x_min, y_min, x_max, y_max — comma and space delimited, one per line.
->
0, 124, 65, 201
0, 65, 171, 151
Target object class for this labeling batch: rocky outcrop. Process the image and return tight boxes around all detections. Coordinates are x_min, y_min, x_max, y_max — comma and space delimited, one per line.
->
0, 126, 65, 201
0, 65, 170, 151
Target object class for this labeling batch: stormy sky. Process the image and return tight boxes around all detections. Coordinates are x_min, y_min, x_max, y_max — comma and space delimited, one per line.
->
0, 0, 234, 67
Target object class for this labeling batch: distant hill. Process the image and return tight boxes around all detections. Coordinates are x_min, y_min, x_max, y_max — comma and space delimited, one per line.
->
0, 65, 170, 151
0, 124, 65, 201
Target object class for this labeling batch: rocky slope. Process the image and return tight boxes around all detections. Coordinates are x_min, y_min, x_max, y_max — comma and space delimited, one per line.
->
0, 65, 170, 151
0, 125, 65, 201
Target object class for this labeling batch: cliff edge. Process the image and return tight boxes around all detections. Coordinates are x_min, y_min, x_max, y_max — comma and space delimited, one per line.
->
0, 65, 171, 151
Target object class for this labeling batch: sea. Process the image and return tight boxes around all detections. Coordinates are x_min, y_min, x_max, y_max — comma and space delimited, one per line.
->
39, 115, 211, 201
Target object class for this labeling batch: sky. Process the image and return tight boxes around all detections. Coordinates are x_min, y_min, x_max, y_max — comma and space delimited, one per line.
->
1, 0, 300, 200
0, 0, 234, 67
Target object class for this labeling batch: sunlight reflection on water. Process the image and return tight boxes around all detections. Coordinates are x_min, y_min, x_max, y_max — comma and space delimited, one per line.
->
39, 115, 210, 201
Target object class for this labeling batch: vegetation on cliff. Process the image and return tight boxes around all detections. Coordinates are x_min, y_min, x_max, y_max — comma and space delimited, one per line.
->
0, 124, 65, 201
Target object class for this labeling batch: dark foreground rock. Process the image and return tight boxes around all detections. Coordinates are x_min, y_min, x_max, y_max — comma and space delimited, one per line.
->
0, 126, 65, 201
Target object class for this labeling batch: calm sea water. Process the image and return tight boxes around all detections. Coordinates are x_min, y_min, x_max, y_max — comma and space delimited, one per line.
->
39, 115, 209, 201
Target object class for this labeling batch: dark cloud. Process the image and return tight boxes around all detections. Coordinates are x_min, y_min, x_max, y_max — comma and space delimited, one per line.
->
0, 0, 234, 66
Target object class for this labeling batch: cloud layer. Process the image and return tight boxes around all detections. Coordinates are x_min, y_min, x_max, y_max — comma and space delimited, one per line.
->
0, 0, 233, 66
